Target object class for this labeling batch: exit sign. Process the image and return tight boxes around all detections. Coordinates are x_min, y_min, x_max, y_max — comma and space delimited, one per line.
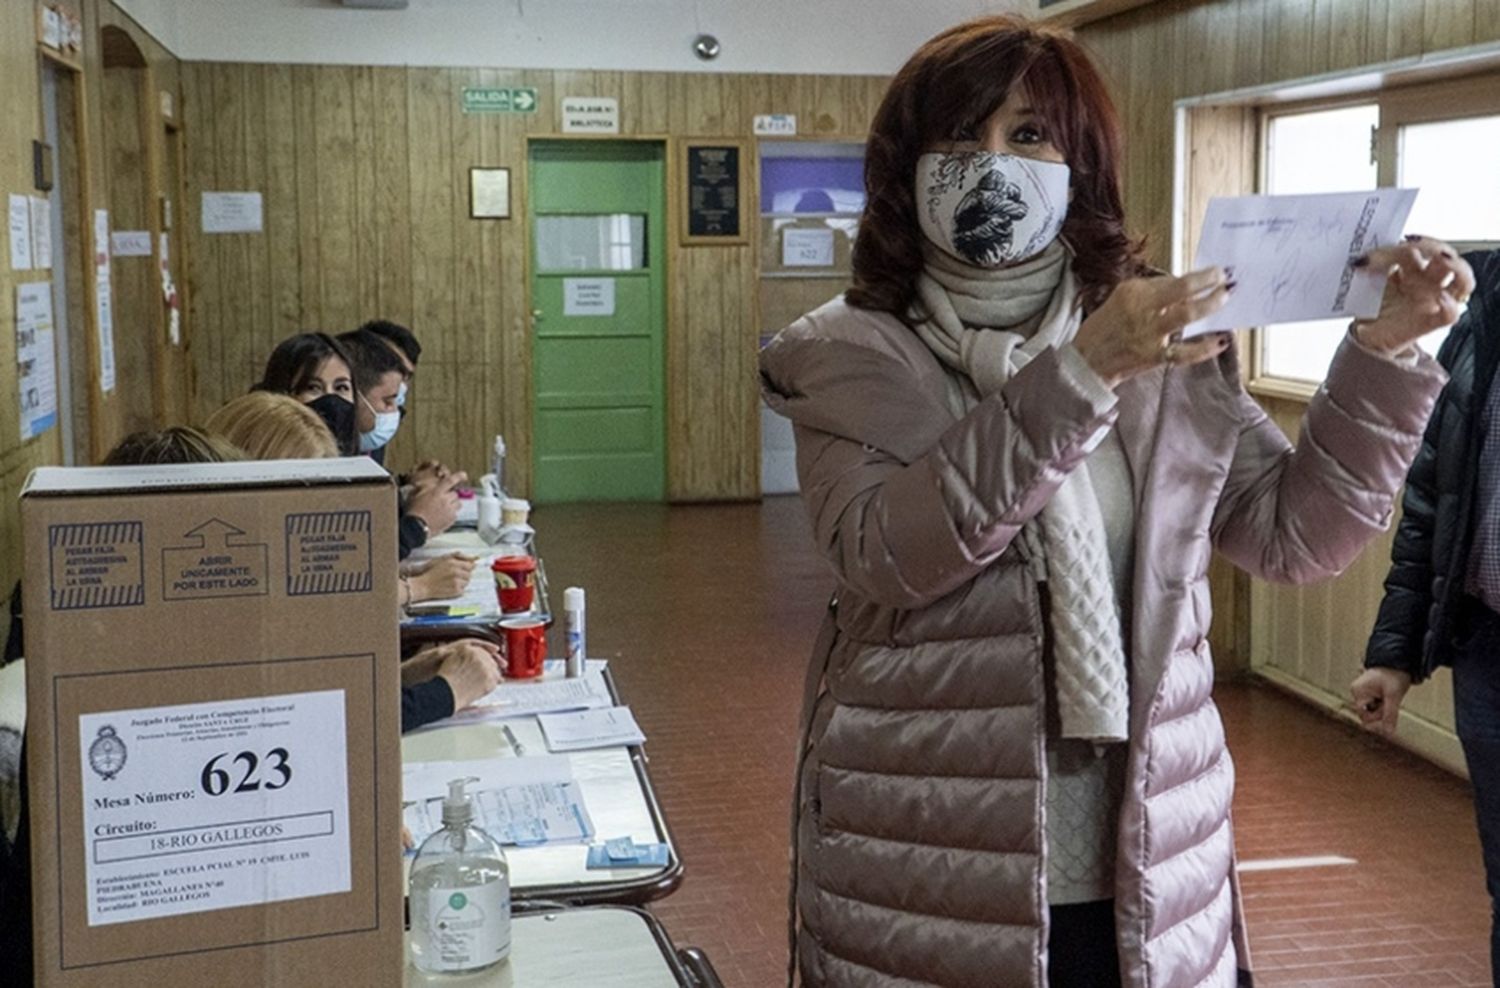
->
461, 87, 538, 114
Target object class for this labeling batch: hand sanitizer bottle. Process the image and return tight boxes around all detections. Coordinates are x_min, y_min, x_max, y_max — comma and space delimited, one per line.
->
409, 777, 511, 975
491, 435, 507, 498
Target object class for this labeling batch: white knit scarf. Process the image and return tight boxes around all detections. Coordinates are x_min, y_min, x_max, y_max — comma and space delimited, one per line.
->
910, 242, 1129, 743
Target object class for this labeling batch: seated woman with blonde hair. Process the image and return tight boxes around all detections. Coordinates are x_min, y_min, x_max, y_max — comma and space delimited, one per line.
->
205, 391, 341, 460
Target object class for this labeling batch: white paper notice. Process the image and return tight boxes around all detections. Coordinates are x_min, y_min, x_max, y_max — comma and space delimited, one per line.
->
79, 689, 351, 927
9, 194, 32, 270
783, 227, 836, 267
1186, 188, 1419, 336
201, 191, 264, 234
30, 196, 51, 270
16, 282, 58, 441
561, 97, 619, 134
110, 230, 153, 257
538, 706, 646, 752
93, 209, 116, 392
563, 277, 616, 316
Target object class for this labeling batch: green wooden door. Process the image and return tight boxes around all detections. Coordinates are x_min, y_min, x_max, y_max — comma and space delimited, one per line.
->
529, 141, 666, 502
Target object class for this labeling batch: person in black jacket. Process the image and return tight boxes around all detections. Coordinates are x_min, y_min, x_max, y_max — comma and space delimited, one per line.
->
1358, 248, 1500, 979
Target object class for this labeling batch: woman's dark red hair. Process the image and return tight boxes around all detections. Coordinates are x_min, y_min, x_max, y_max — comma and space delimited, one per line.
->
848, 15, 1145, 317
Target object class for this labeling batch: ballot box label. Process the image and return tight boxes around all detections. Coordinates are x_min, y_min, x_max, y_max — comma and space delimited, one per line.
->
161, 518, 269, 600
79, 689, 352, 926
285, 510, 373, 596
48, 521, 146, 610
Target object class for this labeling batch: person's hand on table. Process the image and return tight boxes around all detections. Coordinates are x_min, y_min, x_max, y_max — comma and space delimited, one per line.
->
1351, 236, 1475, 356
406, 471, 468, 538
1072, 266, 1235, 389
436, 640, 504, 710
407, 552, 477, 602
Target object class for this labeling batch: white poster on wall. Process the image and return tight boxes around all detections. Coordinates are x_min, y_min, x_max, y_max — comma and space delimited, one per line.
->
16, 282, 58, 441
9, 194, 33, 271
94, 209, 116, 393
782, 227, 836, 267
202, 191, 264, 234
563, 278, 616, 316
110, 230, 153, 257
561, 97, 620, 134
30, 196, 52, 270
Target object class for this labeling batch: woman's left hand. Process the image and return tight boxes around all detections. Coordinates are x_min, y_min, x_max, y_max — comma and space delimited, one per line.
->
1353, 236, 1474, 354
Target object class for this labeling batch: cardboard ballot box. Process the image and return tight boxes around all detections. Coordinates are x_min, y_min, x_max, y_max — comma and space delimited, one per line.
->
22, 460, 403, 987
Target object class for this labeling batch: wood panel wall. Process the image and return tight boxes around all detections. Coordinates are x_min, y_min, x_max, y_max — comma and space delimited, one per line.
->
0, 2, 181, 615
179, 65, 887, 499
1078, 0, 1500, 763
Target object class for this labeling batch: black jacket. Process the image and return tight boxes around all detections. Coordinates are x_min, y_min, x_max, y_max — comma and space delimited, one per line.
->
1367, 250, 1500, 680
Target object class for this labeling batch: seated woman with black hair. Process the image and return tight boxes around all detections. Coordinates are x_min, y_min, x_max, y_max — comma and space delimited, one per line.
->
253, 332, 360, 455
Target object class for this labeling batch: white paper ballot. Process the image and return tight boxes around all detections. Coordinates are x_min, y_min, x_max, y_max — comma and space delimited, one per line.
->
402, 754, 574, 803
402, 765, 594, 848
78, 690, 352, 927
1185, 188, 1418, 336
428, 672, 614, 728
538, 706, 646, 752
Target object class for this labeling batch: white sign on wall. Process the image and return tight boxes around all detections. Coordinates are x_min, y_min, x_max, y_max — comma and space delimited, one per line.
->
782, 227, 836, 267
753, 114, 798, 137
202, 191, 264, 234
563, 278, 616, 316
111, 231, 154, 257
16, 282, 58, 442
94, 209, 116, 393
562, 97, 620, 134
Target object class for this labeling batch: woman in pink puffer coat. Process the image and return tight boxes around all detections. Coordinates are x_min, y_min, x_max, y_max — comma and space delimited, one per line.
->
759, 15, 1472, 988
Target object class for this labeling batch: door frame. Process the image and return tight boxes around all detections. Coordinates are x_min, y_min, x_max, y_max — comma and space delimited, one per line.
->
37, 44, 102, 462
522, 134, 674, 501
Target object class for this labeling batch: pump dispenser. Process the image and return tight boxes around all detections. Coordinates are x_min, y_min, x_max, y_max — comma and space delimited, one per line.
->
408, 777, 511, 974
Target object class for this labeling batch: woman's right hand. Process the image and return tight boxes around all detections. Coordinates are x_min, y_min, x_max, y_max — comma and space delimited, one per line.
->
408, 552, 477, 602
1073, 267, 1235, 389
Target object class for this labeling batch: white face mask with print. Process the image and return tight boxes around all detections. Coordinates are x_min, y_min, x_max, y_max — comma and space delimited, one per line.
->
915, 152, 1071, 268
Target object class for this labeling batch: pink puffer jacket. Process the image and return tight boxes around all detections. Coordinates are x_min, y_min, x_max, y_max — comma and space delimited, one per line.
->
758, 298, 1445, 988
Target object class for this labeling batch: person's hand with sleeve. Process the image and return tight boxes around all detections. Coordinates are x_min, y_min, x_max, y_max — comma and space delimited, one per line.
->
1072, 266, 1235, 387
405, 471, 468, 538
1350, 236, 1475, 357
435, 640, 503, 710
1351, 667, 1413, 736
406, 552, 477, 603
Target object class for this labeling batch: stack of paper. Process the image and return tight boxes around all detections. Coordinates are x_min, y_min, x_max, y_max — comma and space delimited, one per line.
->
538, 706, 646, 752
402, 755, 595, 849
418, 670, 614, 729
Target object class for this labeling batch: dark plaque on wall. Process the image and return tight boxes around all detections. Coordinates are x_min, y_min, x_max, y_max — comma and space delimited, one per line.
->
683, 143, 745, 244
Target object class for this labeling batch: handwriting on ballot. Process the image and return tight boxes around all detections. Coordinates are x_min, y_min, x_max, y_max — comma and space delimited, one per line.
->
1184, 188, 1418, 336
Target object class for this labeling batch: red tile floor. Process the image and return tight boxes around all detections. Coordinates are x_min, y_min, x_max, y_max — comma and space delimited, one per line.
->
535, 498, 1490, 987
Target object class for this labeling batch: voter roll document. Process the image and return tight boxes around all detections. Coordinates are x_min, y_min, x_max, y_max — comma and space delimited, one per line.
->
78, 689, 352, 926
1184, 188, 1418, 337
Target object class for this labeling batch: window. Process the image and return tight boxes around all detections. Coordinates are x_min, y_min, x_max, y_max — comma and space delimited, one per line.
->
533, 214, 647, 272
1253, 72, 1500, 386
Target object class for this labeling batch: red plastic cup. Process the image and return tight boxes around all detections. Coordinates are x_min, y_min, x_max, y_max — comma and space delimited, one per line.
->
500, 617, 547, 679
492, 555, 536, 614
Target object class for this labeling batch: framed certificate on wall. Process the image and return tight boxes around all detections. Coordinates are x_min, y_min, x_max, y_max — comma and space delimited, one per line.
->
469, 167, 511, 220
680, 140, 748, 245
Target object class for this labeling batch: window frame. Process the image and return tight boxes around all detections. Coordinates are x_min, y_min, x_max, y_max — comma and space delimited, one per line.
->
1248, 70, 1500, 393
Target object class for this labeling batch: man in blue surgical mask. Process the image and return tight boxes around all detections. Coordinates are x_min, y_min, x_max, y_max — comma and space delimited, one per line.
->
341, 328, 464, 559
